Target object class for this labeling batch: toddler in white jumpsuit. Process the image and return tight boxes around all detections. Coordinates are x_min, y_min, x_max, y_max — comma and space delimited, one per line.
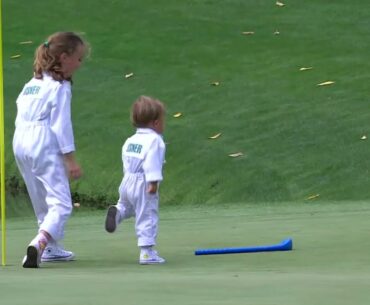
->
13, 32, 88, 268
105, 96, 166, 264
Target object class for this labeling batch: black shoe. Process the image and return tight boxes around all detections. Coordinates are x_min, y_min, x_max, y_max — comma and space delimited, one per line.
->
105, 206, 118, 233
22, 245, 40, 268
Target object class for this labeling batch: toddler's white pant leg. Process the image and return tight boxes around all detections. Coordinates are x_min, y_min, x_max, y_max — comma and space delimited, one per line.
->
134, 180, 159, 247
115, 179, 135, 223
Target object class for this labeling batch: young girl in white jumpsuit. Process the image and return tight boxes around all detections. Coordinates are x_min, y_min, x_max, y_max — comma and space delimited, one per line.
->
13, 32, 88, 268
105, 96, 166, 264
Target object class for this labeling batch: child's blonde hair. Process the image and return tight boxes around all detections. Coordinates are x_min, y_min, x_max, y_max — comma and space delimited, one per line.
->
34, 32, 88, 82
131, 96, 165, 128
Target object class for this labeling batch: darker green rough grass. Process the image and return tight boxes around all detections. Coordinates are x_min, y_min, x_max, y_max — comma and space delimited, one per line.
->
3, 0, 370, 206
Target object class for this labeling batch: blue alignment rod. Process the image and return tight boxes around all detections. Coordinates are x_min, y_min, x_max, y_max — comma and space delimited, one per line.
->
195, 238, 293, 256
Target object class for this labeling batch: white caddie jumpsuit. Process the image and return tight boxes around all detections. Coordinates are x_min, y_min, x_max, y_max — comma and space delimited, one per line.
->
13, 73, 75, 241
116, 128, 165, 247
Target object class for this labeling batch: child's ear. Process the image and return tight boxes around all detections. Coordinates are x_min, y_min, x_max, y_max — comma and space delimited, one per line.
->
60, 52, 68, 63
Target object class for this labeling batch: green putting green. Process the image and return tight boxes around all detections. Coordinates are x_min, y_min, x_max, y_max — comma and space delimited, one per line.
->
1, 201, 370, 305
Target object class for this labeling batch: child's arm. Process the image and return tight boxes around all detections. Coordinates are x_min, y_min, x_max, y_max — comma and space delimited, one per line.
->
50, 84, 76, 155
147, 182, 158, 194
63, 152, 82, 180
143, 137, 165, 194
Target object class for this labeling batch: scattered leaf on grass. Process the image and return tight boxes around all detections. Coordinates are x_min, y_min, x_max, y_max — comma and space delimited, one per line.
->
276, 1, 285, 7
299, 67, 313, 71
173, 112, 182, 118
10, 55, 21, 59
361, 135, 367, 140
209, 133, 222, 139
242, 31, 255, 35
228, 152, 243, 158
124, 73, 134, 79
211, 81, 220, 86
306, 194, 320, 200
317, 81, 335, 86
19, 41, 33, 45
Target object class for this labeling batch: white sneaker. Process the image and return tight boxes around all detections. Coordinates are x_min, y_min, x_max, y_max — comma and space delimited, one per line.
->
105, 205, 119, 233
41, 246, 75, 262
139, 249, 166, 265
22, 245, 41, 268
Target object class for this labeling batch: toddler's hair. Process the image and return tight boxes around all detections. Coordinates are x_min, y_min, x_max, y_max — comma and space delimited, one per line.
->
131, 96, 165, 128
34, 32, 88, 82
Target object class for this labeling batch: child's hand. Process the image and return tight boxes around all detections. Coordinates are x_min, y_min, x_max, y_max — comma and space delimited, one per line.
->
67, 162, 82, 180
63, 152, 82, 180
147, 182, 158, 194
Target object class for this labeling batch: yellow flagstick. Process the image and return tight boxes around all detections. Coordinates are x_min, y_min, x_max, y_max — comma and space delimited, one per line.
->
0, 0, 6, 266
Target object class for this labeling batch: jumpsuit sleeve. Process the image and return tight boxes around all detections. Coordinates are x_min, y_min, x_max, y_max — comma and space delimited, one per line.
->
50, 83, 75, 154
143, 136, 165, 182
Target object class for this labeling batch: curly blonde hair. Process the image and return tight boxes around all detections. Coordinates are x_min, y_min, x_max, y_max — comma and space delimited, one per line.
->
33, 32, 88, 82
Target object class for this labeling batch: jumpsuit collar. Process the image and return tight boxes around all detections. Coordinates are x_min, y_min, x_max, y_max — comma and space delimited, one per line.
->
136, 128, 160, 135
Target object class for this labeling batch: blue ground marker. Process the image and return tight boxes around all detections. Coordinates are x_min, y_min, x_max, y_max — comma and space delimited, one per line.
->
194, 238, 293, 255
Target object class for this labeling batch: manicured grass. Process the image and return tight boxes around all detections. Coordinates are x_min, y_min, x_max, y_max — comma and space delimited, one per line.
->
2, 2, 370, 304
2, 3, 370, 301
1, 201, 370, 305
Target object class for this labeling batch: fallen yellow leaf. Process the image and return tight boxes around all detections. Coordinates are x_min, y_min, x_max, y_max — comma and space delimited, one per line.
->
299, 67, 313, 71
276, 1, 285, 7
124, 73, 134, 79
228, 152, 243, 158
19, 41, 33, 45
173, 112, 182, 118
209, 133, 222, 139
317, 81, 335, 86
306, 194, 320, 200
242, 31, 255, 35
10, 54, 21, 59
